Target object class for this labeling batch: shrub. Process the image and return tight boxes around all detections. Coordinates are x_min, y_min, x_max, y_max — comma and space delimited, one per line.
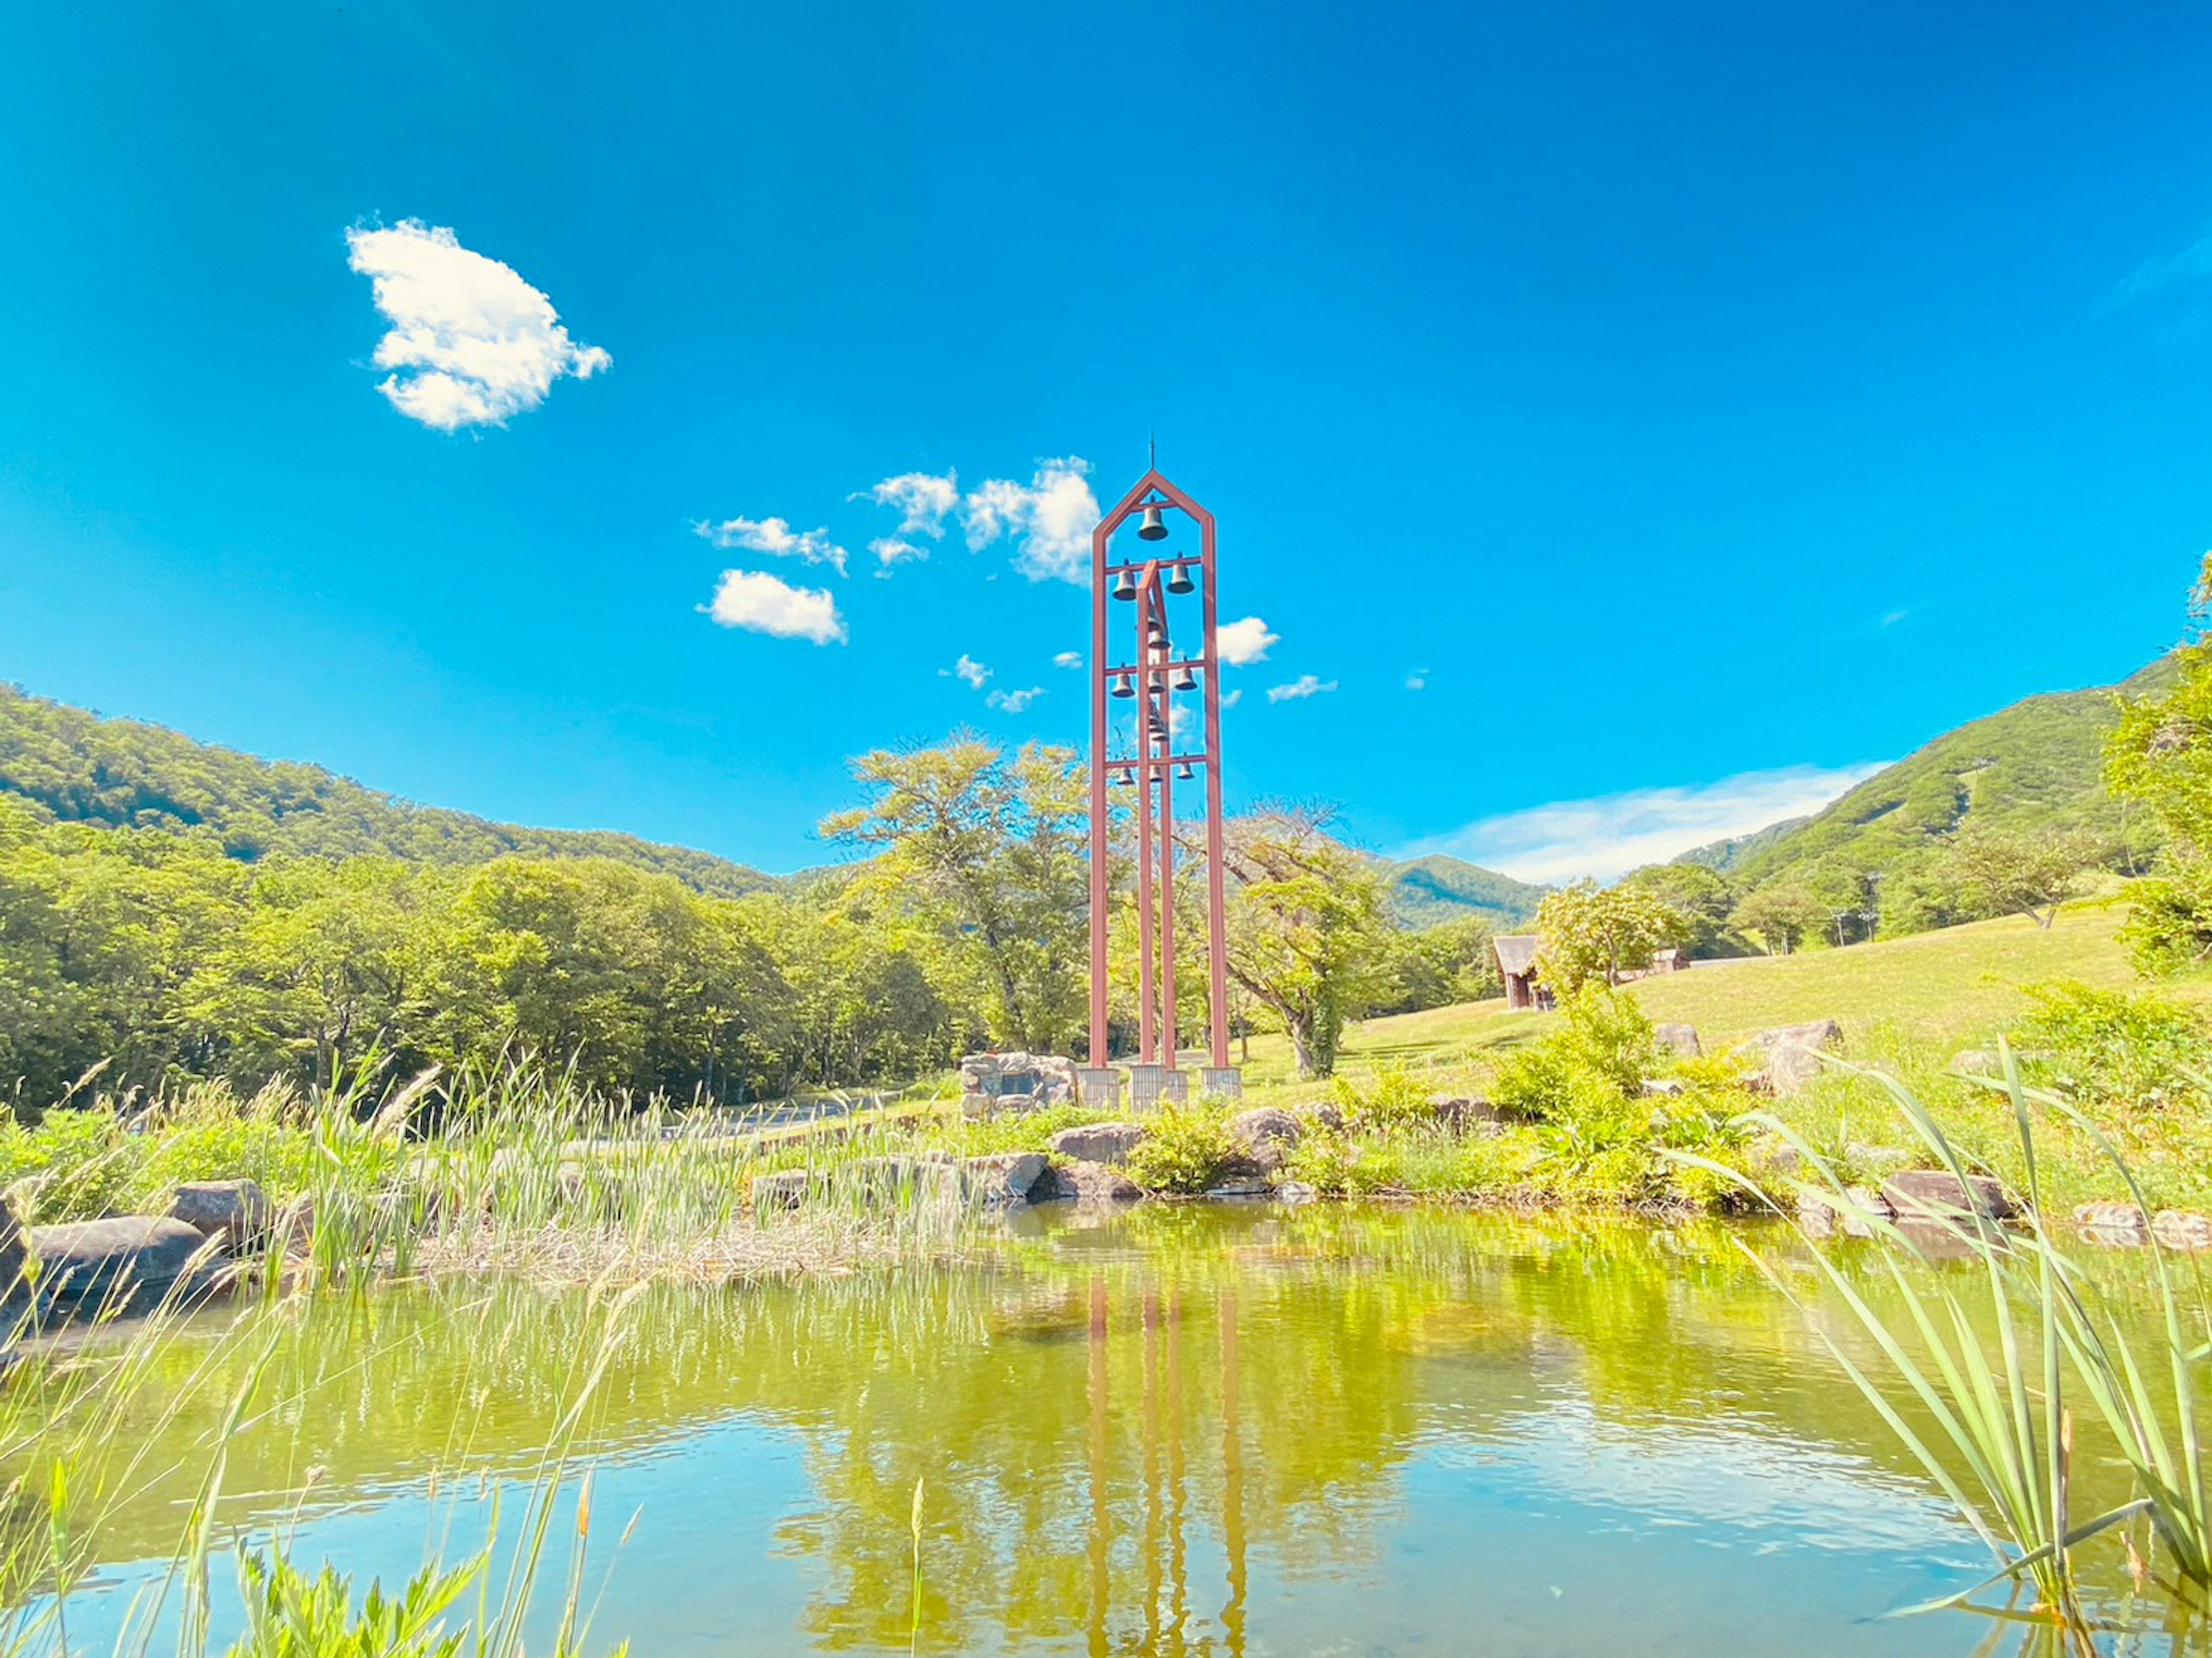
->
1123, 1103, 1240, 1195
1490, 987, 1660, 1120
1325, 1065, 1434, 1132
2010, 980, 2212, 1117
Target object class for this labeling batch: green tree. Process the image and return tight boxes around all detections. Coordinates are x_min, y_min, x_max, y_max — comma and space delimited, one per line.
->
1218, 810, 1391, 1078
1941, 820, 2101, 929
2109, 560, 2212, 971
1729, 883, 1828, 955
820, 738, 1089, 1054
1616, 863, 1740, 958
1532, 881, 1681, 991
1372, 916, 1500, 1015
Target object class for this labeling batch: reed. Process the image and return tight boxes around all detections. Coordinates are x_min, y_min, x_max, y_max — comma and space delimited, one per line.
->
1676, 1046, 2212, 1645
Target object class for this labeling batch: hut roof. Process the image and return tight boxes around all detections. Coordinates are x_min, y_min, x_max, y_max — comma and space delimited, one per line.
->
1494, 934, 1541, 976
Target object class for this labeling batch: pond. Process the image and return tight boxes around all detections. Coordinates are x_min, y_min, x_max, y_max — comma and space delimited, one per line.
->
14, 1204, 2184, 1656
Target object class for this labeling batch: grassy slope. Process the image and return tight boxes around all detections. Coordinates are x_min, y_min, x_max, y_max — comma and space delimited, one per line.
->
1240, 901, 2172, 1097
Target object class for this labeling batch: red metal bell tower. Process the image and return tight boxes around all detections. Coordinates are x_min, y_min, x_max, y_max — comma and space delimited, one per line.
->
1083, 471, 1239, 1106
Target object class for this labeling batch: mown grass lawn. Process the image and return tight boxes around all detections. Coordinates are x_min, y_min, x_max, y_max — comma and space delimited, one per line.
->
1236, 898, 2209, 1102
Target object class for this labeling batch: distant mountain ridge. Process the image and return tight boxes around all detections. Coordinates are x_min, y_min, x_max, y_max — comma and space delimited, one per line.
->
1672, 654, 2177, 898
0, 682, 777, 899
1376, 853, 1548, 931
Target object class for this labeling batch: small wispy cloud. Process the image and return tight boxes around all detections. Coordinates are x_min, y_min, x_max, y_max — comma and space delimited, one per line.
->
1395, 761, 1888, 885
944, 654, 991, 689
343, 219, 609, 430
1221, 687, 1243, 709
870, 536, 927, 578
1053, 650, 1084, 670
700, 570, 846, 646
1405, 667, 1429, 690
861, 471, 959, 537
1217, 617, 1279, 667
987, 686, 1044, 714
960, 458, 1101, 584
2108, 225, 2212, 312
1266, 674, 1336, 704
696, 516, 849, 575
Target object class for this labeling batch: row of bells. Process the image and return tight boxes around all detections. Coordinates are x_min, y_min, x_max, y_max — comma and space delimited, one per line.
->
1112, 665, 1198, 697
1111, 557, 1194, 602
1111, 760, 1198, 785
1112, 505, 1196, 786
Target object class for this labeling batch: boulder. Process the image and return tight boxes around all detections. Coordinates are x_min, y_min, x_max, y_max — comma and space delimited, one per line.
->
1798, 1185, 1893, 1239
1205, 1177, 1272, 1199
0, 1200, 25, 1301
2074, 1200, 2148, 1247
1846, 1143, 1913, 1177
1035, 1160, 1143, 1204
169, 1180, 273, 1254
1884, 1170, 2017, 1223
752, 1170, 809, 1211
1641, 1079, 1687, 1098
1952, 1049, 1998, 1077
1430, 1097, 1501, 1132
2153, 1209, 2212, 1251
1731, 1019, 1844, 1096
29, 1217, 213, 1305
1276, 1181, 1319, 1205
958, 1052, 1079, 1114
1047, 1122, 1149, 1167
1227, 1107, 1302, 1173
1303, 1102, 1346, 1133
960, 1153, 1050, 1204
1654, 1023, 1702, 1058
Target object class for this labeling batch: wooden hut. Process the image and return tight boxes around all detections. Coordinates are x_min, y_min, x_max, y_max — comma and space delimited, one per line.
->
1494, 934, 1546, 1011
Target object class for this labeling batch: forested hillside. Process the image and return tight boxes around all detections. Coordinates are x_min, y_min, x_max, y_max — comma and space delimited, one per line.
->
1378, 854, 1547, 929
1662, 657, 2174, 938
0, 683, 775, 898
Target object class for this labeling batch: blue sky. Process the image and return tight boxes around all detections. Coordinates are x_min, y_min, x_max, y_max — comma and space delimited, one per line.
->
5, 1, 2212, 880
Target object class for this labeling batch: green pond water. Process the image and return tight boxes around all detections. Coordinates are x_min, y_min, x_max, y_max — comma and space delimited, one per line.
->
17, 1204, 2202, 1656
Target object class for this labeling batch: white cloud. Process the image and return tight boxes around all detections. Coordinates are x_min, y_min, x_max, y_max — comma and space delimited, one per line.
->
870, 536, 927, 578
1405, 668, 1429, 690
344, 220, 608, 431
944, 654, 991, 689
1216, 617, 1279, 667
861, 471, 959, 537
1221, 688, 1243, 709
987, 686, 1044, 714
2108, 226, 2212, 310
1266, 674, 1336, 704
700, 570, 846, 646
960, 458, 1101, 584
1395, 762, 1888, 885
696, 516, 848, 575
1053, 650, 1084, 670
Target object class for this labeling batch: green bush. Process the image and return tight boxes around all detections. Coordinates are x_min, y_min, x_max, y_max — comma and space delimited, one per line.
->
2011, 980, 2212, 1117
1123, 1103, 1241, 1195
1325, 1065, 1434, 1132
1490, 987, 1660, 1120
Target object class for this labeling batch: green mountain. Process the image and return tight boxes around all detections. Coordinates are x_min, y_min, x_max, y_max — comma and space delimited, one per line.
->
1379, 853, 1548, 931
0, 682, 777, 899
1678, 655, 2177, 900
1675, 815, 1812, 875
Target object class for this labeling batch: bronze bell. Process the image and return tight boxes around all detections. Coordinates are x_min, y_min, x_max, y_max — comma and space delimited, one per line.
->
1111, 568, 1138, 601
1172, 665, 1198, 692
1137, 504, 1168, 541
1165, 560, 1195, 595
1177, 761, 1195, 781
1110, 672, 1135, 699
